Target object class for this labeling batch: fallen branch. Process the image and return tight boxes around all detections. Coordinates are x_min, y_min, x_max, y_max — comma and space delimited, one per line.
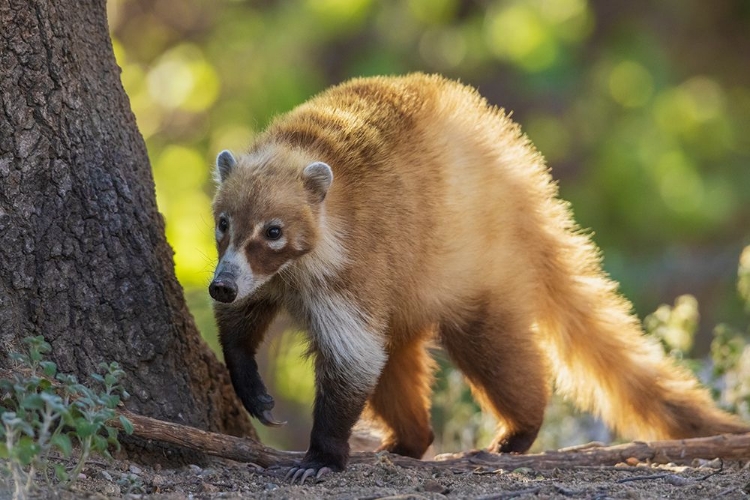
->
115, 409, 303, 467
113, 409, 750, 471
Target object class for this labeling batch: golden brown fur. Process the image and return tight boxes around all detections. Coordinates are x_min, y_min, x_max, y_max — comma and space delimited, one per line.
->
211, 73, 748, 476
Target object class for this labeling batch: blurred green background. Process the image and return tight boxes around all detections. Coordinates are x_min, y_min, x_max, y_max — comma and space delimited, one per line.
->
108, 0, 750, 453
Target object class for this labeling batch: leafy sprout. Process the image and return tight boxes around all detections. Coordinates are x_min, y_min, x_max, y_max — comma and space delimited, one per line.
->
0, 337, 133, 500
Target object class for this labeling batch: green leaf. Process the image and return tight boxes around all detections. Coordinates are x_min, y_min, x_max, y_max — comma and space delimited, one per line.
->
71, 384, 89, 397
97, 408, 116, 421
15, 381, 36, 395
9, 352, 27, 363
3, 414, 35, 437
17, 420, 36, 437
40, 391, 64, 410
92, 434, 109, 453
20, 393, 45, 411
23, 335, 51, 353
119, 415, 134, 435
1, 411, 18, 424
74, 419, 99, 438
16, 436, 41, 465
54, 464, 69, 482
55, 373, 75, 385
105, 395, 121, 408
61, 409, 77, 426
29, 348, 42, 363
52, 433, 73, 457
38, 378, 53, 391
0, 443, 9, 459
40, 361, 57, 377
74, 396, 95, 409
106, 425, 117, 440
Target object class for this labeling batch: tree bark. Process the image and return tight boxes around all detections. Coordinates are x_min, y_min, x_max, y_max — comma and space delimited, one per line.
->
0, 0, 255, 443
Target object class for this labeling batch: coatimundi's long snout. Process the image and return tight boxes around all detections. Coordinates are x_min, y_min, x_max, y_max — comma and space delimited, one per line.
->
209, 271, 238, 303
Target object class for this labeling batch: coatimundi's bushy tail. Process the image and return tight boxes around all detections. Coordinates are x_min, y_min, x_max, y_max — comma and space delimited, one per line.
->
533, 198, 749, 441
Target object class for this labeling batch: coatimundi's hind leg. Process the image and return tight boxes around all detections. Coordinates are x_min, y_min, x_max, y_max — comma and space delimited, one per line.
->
439, 298, 550, 453
366, 335, 436, 458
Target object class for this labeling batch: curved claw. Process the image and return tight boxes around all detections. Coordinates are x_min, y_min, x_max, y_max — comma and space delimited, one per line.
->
284, 467, 296, 481
258, 409, 286, 427
293, 468, 309, 483
285, 466, 333, 484
315, 467, 333, 480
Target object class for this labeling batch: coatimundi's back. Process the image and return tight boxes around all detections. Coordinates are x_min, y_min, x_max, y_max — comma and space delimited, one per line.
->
209, 73, 748, 482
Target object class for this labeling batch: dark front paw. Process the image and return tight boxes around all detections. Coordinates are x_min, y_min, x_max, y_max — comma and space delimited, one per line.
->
246, 392, 286, 427
284, 438, 348, 483
224, 350, 286, 427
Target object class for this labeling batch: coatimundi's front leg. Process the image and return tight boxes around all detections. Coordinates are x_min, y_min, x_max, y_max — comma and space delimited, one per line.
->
286, 296, 387, 483
215, 299, 285, 427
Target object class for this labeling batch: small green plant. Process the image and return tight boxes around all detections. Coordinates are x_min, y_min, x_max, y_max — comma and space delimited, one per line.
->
641, 246, 750, 419
0, 336, 133, 500
645, 294, 700, 359
709, 246, 750, 419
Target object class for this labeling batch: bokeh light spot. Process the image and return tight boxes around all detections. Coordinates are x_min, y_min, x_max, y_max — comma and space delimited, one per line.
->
656, 150, 704, 214
608, 61, 654, 108
147, 44, 220, 112
486, 4, 558, 71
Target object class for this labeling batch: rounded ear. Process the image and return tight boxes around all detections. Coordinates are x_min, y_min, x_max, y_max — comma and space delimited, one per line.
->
301, 162, 333, 203
215, 150, 237, 184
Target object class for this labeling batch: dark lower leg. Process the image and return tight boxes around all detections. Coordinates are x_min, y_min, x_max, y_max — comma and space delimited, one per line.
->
302, 355, 382, 471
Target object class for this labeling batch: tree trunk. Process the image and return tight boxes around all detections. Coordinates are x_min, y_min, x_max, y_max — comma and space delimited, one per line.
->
0, 0, 255, 444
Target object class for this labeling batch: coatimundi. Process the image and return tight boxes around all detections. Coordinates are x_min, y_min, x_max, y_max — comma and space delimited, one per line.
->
208, 73, 748, 482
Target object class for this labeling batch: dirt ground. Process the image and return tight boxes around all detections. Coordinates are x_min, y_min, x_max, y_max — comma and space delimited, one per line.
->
9, 453, 750, 499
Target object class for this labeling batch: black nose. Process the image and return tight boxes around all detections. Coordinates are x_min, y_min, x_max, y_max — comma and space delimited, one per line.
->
209, 278, 238, 303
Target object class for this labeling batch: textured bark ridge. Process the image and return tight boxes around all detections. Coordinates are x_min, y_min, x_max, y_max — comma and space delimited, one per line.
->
0, 0, 255, 441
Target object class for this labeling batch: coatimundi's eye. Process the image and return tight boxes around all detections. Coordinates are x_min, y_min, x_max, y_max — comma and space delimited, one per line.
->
265, 226, 282, 240
217, 215, 229, 234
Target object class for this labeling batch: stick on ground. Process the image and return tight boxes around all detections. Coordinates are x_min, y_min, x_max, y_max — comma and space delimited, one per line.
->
114, 409, 750, 471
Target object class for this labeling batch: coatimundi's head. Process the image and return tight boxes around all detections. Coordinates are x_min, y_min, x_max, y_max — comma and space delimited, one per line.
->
208, 149, 333, 303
